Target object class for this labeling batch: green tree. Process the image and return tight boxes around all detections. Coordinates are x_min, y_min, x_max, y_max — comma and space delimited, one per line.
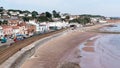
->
23, 17, 30, 22
45, 12, 52, 18
69, 17, 91, 25
37, 16, 49, 22
65, 16, 70, 19
79, 17, 91, 25
0, 20, 8, 25
22, 10, 31, 14
0, 21, 2, 25
52, 10, 61, 18
3, 20, 8, 25
52, 10, 57, 17
69, 19, 78, 23
0, 7, 4, 12
32, 11, 38, 18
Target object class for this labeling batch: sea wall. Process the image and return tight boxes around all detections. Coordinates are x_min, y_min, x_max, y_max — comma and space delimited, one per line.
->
0, 31, 64, 68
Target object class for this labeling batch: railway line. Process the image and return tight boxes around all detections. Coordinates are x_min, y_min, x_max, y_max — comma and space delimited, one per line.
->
0, 29, 67, 64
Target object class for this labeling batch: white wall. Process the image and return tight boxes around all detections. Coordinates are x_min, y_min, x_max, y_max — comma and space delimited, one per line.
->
13, 29, 20, 35
48, 22, 69, 29
28, 20, 40, 32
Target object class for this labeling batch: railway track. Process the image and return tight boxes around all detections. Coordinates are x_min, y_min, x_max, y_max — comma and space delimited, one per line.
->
0, 29, 67, 64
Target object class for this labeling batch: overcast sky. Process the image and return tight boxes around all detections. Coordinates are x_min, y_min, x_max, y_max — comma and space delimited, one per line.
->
1, 0, 120, 17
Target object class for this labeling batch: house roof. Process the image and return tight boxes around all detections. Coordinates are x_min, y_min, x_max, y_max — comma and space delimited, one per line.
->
18, 22, 27, 26
8, 19, 19, 24
12, 26, 19, 29
1, 25, 12, 29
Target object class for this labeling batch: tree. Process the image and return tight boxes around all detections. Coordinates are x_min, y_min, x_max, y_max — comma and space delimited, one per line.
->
3, 20, 8, 25
76, 17, 90, 25
52, 10, 57, 17
0, 21, 2, 25
65, 16, 70, 19
52, 10, 61, 18
69, 19, 78, 23
69, 17, 91, 25
45, 12, 52, 18
0, 7, 4, 12
32, 11, 38, 18
23, 17, 30, 22
22, 10, 31, 14
0, 20, 8, 25
37, 16, 49, 22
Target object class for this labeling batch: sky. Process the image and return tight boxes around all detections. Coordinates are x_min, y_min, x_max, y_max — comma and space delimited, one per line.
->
0, 0, 120, 17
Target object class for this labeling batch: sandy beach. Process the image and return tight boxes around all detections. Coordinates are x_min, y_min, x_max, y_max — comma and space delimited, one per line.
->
21, 23, 116, 68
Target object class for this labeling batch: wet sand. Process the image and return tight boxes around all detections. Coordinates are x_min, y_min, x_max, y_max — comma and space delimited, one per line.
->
79, 35, 102, 68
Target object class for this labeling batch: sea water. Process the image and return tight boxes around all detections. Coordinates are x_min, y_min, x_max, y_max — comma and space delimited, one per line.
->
79, 24, 120, 68
100, 23, 120, 32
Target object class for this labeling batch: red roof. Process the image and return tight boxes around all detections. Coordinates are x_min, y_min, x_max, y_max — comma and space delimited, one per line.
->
12, 26, 19, 29
1, 25, 12, 29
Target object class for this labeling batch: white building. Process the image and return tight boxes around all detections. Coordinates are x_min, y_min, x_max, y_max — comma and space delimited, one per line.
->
12, 26, 20, 35
28, 20, 40, 32
19, 14, 25, 17
39, 22, 49, 33
99, 20, 107, 23
91, 17, 107, 23
48, 21, 69, 30
27, 14, 32, 17
10, 11, 19, 16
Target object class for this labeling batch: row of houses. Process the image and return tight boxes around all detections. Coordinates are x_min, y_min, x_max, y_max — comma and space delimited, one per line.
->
0, 10, 32, 18
0, 19, 69, 37
0, 22, 35, 36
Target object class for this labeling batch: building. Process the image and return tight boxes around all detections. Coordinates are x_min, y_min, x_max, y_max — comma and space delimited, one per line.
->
26, 24, 36, 36
18, 22, 28, 35
28, 20, 41, 32
8, 19, 19, 26
2, 25, 13, 36
91, 17, 107, 24
12, 26, 20, 35
48, 21, 68, 30
9, 11, 19, 16
39, 22, 49, 33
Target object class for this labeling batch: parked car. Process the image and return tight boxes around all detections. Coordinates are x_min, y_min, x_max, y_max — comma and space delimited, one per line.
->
14, 35, 24, 42
1, 37, 7, 43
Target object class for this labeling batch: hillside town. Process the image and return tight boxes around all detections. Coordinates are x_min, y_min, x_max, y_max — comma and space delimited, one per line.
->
0, 7, 114, 44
